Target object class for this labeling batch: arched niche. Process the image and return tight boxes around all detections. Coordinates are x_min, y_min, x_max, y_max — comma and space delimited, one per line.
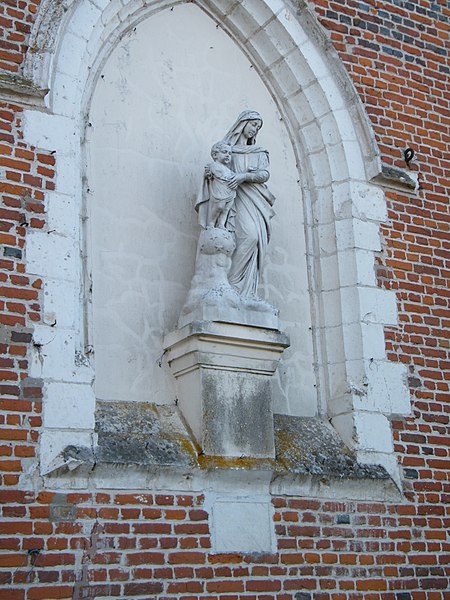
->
85, 3, 316, 415
21, 0, 410, 480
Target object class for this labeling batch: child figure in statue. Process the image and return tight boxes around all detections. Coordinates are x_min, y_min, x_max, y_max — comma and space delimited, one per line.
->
206, 141, 236, 229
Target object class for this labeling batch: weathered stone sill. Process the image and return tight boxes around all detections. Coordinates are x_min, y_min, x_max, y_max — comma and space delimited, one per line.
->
42, 402, 401, 502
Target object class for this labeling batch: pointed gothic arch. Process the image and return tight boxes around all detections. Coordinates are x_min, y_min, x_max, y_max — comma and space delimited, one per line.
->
22, 0, 410, 483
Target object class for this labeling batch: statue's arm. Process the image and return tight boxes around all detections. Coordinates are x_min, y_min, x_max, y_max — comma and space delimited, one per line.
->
245, 169, 269, 183
245, 151, 270, 183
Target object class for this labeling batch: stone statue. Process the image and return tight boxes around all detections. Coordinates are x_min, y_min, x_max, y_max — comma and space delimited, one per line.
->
180, 110, 278, 329
221, 110, 275, 297
196, 141, 236, 230
166, 112, 289, 458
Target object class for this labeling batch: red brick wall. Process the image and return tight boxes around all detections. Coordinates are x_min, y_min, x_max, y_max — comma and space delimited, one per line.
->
1, 0, 449, 598
1, 491, 448, 598
0, 0, 38, 74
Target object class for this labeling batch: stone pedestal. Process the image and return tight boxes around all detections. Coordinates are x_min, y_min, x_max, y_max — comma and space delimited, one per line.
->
163, 321, 289, 458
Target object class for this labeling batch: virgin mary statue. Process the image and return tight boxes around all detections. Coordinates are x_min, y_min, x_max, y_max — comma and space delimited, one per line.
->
222, 110, 275, 298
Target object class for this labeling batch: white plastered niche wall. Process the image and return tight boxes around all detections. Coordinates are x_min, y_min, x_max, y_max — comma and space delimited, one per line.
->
20, 0, 411, 484
85, 4, 316, 416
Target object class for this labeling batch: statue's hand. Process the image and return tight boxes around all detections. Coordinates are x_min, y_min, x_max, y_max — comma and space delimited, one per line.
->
228, 173, 247, 190
204, 164, 212, 179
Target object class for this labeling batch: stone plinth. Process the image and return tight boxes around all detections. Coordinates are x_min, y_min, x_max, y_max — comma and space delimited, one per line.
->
163, 321, 289, 458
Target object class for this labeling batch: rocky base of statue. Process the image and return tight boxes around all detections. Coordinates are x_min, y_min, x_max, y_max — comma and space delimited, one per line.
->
179, 227, 279, 330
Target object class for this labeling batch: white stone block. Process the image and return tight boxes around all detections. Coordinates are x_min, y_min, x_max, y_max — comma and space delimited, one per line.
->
56, 149, 82, 197
335, 218, 354, 251
56, 31, 89, 79
241, 0, 277, 26
310, 187, 334, 225
40, 430, 93, 475
117, 0, 145, 23
361, 322, 387, 360
100, 0, 122, 26
43, 278, 78, 328
51, 70, 83, 118
357, 450, 401, 488
317, 75, 346, 112
300, 40, 329, 81
326, 361, 353, 402
341, 322, 363, 361
336, 250, 357, 288
364, 360, 411, 416
90, 0, 111, 11
30, 326, 93, 384
359, 287, 398, 325
85, 13, 107, 59
302, 121, 323, 154
265, 0, 286, 16
99, 15, 122, 45
342, 140, 366, 179
335, 219, 381, 252
319, 254, 340, 291
340, 287, 359, 324
47, 192, 79, 239
23, 111, 77, 153
67, 0, 101, 40
330, 412, 355, 449
352, 182, 387, 222
317, 221, 337, 257
227, 3, 260, 41
332, 180, 353, 220
354, 219, 381, 251
321, 289, 342, 328
29, 326, 74, 379
202, 0, 237, 17
328, 142, 350, 183
276, 6, 309, 47
206, 493, 276, 554
324, 108, 357, 144
302, 81, 331, 120
353, 249, 377, 287
290, 92, 315, 127
319, 112, 342, 147
26, 231, 79, 281
309, 148, 332, 188
263, 16, 298, 57
354, 412, 394, 454
325, 323, 349, 364
270, 58, 306, 99
44, 382, 95, 429
246, 30, 283, 69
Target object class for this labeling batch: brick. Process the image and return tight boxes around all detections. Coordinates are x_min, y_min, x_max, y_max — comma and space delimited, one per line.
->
126, 552, 165, 565
27, 586, 74, 599
122, 582, 163, 595
168, 552, 206, 565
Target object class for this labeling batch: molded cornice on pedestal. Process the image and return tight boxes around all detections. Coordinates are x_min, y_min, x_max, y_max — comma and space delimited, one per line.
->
164, 321, 290, 459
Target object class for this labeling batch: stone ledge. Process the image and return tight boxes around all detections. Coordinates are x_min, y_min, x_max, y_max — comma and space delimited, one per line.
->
42, 402, 400, 500
0, 74, 48, 107
371, 164, 418, 192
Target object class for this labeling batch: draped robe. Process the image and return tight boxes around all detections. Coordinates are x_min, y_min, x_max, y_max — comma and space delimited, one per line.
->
227, 145, 275, 297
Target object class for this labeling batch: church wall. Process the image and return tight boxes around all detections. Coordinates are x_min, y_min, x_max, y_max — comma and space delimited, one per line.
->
0, 0, 449, 598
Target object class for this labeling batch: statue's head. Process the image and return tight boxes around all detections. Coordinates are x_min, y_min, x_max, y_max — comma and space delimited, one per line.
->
211, 141, 232, 164
223, 110, 263, 146
241, 119, 262, 144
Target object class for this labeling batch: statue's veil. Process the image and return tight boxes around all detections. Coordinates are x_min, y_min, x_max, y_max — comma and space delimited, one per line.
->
222, 110, 263, 146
